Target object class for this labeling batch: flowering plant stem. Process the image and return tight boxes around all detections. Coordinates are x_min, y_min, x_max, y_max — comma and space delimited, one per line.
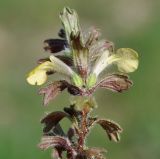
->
26, 7, 139, 159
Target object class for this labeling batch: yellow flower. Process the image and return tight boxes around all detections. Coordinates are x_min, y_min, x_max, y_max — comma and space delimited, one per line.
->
27, 61, 54, 85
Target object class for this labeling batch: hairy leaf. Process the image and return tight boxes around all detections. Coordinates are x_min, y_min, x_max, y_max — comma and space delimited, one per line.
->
67, 84, 82, 95
39, 81, 67, 106
41, 111, 68, 133
38, 136, 72, 151
96, 119, 122, 142
67, 128, 75, 141
97, 74, 133, 92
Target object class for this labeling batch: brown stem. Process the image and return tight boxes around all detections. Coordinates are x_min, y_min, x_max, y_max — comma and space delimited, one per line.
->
77, 107, 89, 151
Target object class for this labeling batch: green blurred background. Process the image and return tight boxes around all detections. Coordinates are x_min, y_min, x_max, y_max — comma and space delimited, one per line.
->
0, 0, 160, 158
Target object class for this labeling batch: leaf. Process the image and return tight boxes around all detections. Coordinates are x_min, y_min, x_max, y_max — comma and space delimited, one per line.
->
64, 105, 82, 119
44, 39, 68, 53
41, 111, 68, 133
39, 136, 76, 159
38, 136, 72, 151
45, 124, 65, 137
67, 128, 75, 141
67, 84, 82, 95
96, 119, 122, 142
52, 148, 63, 159
97, 74, 133, 92
109, 48, 139, 73
26, 61, 54, 85
39, 81, 67, 106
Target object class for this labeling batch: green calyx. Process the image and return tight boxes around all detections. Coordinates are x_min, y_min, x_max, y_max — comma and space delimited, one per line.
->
86, 73, 97, 88
72, 73, 83, 87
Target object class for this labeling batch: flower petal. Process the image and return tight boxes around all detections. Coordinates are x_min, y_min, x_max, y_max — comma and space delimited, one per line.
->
50, 55, 74, 77
26, 61, 54, 85
97, 74, 133, 92
92, 50, 110, 77
109, 48, 139, 73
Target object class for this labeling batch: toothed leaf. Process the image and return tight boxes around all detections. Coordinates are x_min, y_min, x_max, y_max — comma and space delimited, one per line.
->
41, 111, 68, 133
96, 119, 122, 142
97, 74, 133, 92
39, 81, 67, 106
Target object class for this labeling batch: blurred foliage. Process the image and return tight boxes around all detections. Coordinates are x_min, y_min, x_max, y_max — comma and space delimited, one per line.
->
0, 0, 160, 159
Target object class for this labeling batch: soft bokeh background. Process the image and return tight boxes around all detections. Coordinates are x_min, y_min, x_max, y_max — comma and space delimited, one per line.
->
0, 0, 160, 158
